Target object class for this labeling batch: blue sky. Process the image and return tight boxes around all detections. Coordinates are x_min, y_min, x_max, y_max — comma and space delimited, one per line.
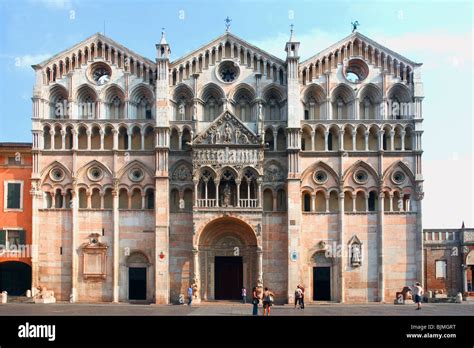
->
0, 0, 472, 227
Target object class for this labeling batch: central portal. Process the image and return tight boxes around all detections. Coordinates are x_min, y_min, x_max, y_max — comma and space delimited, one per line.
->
214, 256, 243, 300
197, 216, 260, 301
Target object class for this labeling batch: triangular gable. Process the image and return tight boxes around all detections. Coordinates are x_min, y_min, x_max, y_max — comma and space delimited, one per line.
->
32, 32, 155, 70
170, 32, 285, 68
193, 110, 260, 146
300, 31, 421, 69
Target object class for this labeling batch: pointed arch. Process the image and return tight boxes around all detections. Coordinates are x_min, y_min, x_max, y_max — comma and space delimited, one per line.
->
342, 160, 379, 183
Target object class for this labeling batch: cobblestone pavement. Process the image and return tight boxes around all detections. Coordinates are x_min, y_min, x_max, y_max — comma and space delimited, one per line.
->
0, 302, 473, 316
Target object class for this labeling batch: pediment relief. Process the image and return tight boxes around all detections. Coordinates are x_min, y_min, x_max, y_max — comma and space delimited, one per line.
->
193, 111, 260, 146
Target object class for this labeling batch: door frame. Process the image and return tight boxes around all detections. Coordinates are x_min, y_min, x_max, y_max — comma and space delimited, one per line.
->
312, 266, 332, 301
128, 267, 147, 301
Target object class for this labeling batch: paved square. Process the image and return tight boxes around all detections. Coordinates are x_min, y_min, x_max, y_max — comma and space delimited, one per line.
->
0, 302, 473, 316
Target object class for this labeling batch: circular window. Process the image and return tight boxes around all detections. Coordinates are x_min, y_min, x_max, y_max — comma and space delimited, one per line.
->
343, 58, 369, 84
392, 171, 406, 185
88, 62, 111, 86
50, 168, 65, 182
353, 170, 369, 184
129, 168, 144, 182
314, 170, 328, 184
88, 167, 103, 182
216, 60, 240, 83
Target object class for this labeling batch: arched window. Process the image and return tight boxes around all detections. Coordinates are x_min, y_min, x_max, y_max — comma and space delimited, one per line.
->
78, 188, 87, 209
118, 127, 128, 150
276, 128, 286, 151
91, 188, 101, 209
104, 188, 113, 209
170, 188, 180, 212
131, 189, 142, 209
368, 191, 377, 211
263, 189, 273, 211
302, 192, 311, 212
181, 128, 191, 151
205, 96, 217, 121
170, 128, 179, 150
264, 129, 274, 151
119, 189, 128, 209
146, 188, 154, 209
277, 189, 286, 211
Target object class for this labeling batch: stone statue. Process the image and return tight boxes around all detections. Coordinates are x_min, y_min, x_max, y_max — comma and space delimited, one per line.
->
33, 286, 56, 304
215, 129, 221, 144
235, 128, 241, 144
224, 123, 232, 143
351, 20, 360, 33
351, 244, 361, 266
222, 183, 232, 207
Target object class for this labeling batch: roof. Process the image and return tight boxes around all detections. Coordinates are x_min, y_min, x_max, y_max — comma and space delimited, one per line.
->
32, 32, 156, 70
300, 31, 422, 67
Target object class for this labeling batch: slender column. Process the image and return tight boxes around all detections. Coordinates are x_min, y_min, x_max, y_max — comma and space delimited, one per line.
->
99, 129, 104, 150
193, 180, 198, 207
462, 265, 468, 293
236, 180, 241, 207
365, 194, 369, 212
86, 190, 91, 209
311, 194, 316, 212
379, 130, 385, 151
339, 130, 344, 151
49, 130, 54, 150
112, 187, 119, 302
272, 192, 277, 211
72, 129, 77, 150
352, 130, 356, 151
86, 129, 91, 150
141, 131, 145, 151
352, 193, 356, 212
215, 180, 219, 208
61, 130, 66, 149
257, 179, 263, 208
325, 193, 330, 212
324, 131, 329, 151
178, 131, 182, 151
273, 132, 278, 151
378, 191, 385, 301
112, 129, 118, 150
70, 188, 79, 302
257, 247, 263, 284
389, 193, 393, 211
401, 130, 406, 151
127, 131, 132, 150
61, 193, 66, 209
389, 130, 395, 151
364, 130, 369, 151
338, 192, 345, 302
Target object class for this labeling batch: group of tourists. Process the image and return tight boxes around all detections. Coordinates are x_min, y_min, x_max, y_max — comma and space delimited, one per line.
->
249, 286, 275, 316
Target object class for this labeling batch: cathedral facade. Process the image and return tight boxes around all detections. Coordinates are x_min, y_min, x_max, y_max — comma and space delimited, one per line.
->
29, 28, 424, 304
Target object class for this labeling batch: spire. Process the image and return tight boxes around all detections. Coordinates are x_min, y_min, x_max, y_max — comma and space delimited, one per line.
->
289, 23, 295, 41
462, 221, 465, 229
285, 23, 300, 58
160, 27, 168, 45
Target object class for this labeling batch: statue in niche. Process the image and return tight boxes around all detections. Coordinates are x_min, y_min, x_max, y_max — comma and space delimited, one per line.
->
351, 244, 361, 267
235, 128, 241, 144
215, 129, 221, 144
223, 123, 232, 143
222, 183, 232, 207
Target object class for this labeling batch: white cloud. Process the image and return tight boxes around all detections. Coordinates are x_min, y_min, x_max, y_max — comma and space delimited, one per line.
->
423, 155, 474, 228
29, 0, 73, 9
251, 27, 473, 71
14, 54, 52, 68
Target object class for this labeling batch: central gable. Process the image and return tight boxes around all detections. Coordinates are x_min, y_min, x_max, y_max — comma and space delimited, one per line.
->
193, 111, 261, 146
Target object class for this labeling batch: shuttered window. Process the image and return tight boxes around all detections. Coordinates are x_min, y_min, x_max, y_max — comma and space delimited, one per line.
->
6, 182, 22, 209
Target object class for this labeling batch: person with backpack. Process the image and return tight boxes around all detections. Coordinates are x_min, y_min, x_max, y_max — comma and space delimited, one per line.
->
294, 286, 302, 309
412, 282, 424, 310
251, 287, 260, 315
262, 287, 275, 316
299, 285, 305, 309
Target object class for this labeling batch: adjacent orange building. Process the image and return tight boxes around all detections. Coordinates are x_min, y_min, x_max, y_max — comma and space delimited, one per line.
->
0, 142, 32, 296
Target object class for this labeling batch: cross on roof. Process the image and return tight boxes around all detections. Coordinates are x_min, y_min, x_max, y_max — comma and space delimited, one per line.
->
225, 16, 232, 32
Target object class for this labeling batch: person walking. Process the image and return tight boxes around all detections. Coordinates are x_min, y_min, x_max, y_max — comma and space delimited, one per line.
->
413, 282, 424, 310
251, 287, 260, 316
187, 285, 193, 306
242, 287, 247, 304
294, 286, 302, 309
299, 285, 305, 309
262, 287, 275, 316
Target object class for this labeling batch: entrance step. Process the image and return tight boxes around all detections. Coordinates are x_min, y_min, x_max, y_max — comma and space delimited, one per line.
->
6, 296, 34, 304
